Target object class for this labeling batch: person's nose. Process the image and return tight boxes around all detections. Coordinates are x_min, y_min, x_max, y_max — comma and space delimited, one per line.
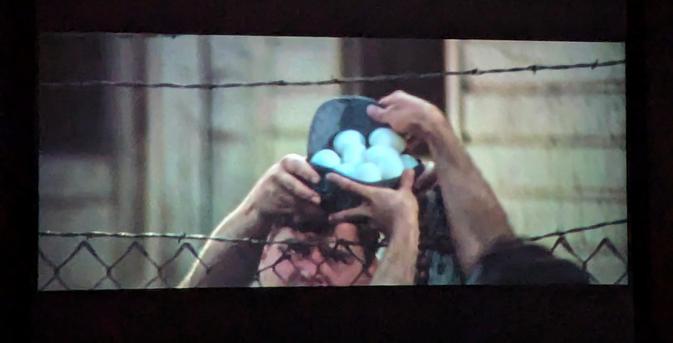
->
295, 248, 324, 279
310, 246, 324, 263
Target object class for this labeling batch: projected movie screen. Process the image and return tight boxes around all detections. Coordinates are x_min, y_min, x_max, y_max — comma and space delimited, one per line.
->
38, 34, 626, 289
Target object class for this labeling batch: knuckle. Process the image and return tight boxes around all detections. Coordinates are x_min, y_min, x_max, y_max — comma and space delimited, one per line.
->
280, 156, 293, 170
269, 171, 281, 182
285, 153, 303, 160
356, 207, 367, 217
270, 163, 282, 175
301, 189, 316, 200
343, 182, 357, 192
284, 180, 296, 192
282, 153, 302, 165
278, 193, 293, 204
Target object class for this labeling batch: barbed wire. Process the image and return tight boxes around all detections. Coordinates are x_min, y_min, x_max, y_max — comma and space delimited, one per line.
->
38, 230, 281, 245
39, 59, 625, 90
37, 217, 627, 246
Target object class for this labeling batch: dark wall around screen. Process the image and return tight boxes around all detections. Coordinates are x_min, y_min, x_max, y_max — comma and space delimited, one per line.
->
4, 0, 673, 341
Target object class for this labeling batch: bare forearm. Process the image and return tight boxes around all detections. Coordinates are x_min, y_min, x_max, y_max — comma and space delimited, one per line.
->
424, 119, 515, 274
179, 201, 266, 288
370, 217, 420, 285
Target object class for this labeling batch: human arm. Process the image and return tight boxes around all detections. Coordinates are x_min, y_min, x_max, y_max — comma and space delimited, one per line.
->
326, 170, 420, 285
370, 214, 419, 285
367, 90, 516, 276
179, 201, 266, 288
179, 154, 324, 287
466, 238, 590, 284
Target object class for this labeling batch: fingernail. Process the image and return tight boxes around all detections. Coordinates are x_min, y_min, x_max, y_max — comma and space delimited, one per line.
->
312, 175, 320, 184
311, 196, 321, 204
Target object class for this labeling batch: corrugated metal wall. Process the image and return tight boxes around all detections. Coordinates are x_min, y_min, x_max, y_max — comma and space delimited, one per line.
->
38, 34, 344, 289
38, 35, 626, 289
445, 40, 626, 283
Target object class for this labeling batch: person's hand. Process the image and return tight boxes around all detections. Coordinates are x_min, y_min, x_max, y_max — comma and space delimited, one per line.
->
367, 90, 448, 145
242, 154, 325, 224
325, 169, 419, 238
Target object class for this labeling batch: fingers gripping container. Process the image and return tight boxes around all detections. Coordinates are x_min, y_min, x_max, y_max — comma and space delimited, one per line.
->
306, 96, 425, 213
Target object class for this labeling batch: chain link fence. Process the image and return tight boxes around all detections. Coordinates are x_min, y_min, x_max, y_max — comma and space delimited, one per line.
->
37, 218, 627, 290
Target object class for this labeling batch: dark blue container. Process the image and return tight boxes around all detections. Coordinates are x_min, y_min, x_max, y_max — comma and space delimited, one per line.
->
306, 96, 425, 213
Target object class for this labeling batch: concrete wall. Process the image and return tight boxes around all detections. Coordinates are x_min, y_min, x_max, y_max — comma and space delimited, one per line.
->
444, 40, 627, 284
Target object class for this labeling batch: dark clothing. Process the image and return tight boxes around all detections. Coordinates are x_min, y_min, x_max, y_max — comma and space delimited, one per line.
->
467, 239, 590, 285
419, 186, 590, 285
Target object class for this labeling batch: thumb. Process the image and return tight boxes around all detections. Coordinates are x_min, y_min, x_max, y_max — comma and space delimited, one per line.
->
328, 205, 371, 224
367, 104, 387, 123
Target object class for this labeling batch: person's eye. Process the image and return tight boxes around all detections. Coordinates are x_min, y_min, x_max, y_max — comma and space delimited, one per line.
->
329, 251, 354, 264
286, 242, 311, 256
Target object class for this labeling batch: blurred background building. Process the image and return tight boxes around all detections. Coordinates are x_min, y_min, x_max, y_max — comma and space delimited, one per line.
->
38, 34, 626, 289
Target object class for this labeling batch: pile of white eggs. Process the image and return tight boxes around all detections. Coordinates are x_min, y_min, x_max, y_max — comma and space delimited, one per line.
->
309, 128, 419, 183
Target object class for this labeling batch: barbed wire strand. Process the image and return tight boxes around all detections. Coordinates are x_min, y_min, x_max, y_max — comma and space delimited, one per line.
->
40, 59, 626, 90
38, 217, 627, 244
39, 231, 274, 245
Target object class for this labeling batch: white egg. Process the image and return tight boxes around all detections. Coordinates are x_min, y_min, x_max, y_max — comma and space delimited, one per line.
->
399, 154, 419, 169
364, 145, 404, 179
333, 163, 358, 179
310, 149, 341, 169
368, 127, 406, 152
376, 153, 404, 180
333, 130, 366, 155
364, 145, 399, 164
353, 162, 382, 183
341, 144, 366, 164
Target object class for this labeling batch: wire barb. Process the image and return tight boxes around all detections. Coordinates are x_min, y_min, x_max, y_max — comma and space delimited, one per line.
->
39, 59, 626, 90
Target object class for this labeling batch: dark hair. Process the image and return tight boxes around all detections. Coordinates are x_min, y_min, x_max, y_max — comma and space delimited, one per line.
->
269, 216, 380, 267
266, 186, 451, 272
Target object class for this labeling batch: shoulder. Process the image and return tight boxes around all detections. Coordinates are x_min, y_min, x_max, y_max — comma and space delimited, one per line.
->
469, 239, 590, 285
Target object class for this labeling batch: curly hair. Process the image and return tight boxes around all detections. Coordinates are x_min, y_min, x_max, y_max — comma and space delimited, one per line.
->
268, 216, 381, 268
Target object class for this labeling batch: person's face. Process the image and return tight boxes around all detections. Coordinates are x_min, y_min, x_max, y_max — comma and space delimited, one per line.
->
257, 222, 377, 286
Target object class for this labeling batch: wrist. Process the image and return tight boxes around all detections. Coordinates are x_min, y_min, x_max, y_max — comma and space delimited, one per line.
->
224, 198, 268, 239
417, 110, 454, 151
418, 104, 447, 132
388, 213, 420, 242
